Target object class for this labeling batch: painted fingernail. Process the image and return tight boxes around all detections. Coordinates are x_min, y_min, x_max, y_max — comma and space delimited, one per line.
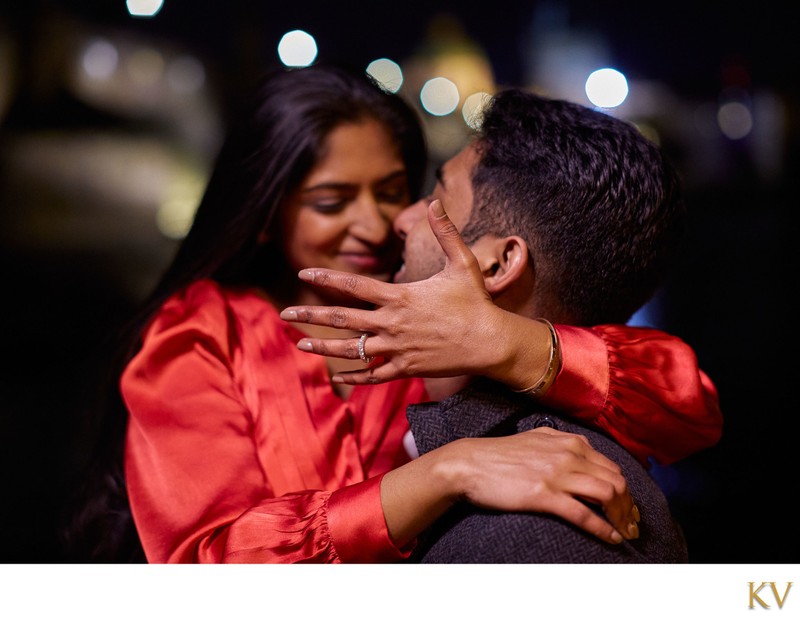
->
632, 505, 641, 522
297, 340, 313, 352
281, 309, 297, 320
610, 530, 623, 544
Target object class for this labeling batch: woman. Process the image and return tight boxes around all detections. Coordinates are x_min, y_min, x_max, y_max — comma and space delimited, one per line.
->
77, 64, 719, 563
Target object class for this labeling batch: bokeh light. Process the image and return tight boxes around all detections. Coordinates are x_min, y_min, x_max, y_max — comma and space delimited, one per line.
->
156, 171, 206, 239
126, 0, 164, 17
419, 76, 460, 116
127, 47, 165, 88
717, 101, 753, 140
81, 39, 119, 81
166, 55, 205, 94
462, 91, 492, 129
366, 58, 403, 93
585, 67, 629, 108
277, 30, 318, 68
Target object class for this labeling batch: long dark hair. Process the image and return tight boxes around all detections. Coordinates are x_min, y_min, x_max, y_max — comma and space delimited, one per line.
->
63, 64, 427, 562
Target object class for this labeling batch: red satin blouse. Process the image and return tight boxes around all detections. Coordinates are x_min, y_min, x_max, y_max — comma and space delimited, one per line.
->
122, 279, 721, 563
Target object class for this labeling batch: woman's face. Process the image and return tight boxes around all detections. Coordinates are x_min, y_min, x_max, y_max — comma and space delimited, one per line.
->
278, 119, 410, 306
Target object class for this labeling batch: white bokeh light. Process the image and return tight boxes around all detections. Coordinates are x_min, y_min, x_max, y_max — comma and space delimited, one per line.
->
585, 68, 629, 108
717, 101, 753, 140
277, 30, 318, 68
462, 91, 492, 129
420, 77, 460, 116
126, 0, 164, 17
366, 58, 403, 93
81, 39, 119, 80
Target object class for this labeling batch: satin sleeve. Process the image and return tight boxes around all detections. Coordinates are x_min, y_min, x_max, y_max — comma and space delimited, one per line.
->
542, 324, 722, 467
121, 287, 409, 563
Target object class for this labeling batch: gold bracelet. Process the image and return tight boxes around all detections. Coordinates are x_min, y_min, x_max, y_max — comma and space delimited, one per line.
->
513, 318, 561, 398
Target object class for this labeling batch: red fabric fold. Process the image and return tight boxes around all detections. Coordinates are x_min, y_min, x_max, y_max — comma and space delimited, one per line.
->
123, 280, 425, 563
546, 324, 722, 467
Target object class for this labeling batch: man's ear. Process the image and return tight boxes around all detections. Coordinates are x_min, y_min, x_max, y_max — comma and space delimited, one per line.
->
472, 235, 531, 296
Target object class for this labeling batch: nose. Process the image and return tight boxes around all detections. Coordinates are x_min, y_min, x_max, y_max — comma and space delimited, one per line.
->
393, 198, 428, 240
351, 193, 393, 245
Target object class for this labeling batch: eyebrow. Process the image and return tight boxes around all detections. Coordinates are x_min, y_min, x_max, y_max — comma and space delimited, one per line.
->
301, 169, 408, 193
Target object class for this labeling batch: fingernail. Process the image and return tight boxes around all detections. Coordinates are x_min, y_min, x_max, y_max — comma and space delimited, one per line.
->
632, 505, 641, 522
431, 199, 444, 217
610, 530, 623, 544
297, 340, 313, 352
299, 269, 314, 281
281, 309, 297, 321
627, 522, 639, 539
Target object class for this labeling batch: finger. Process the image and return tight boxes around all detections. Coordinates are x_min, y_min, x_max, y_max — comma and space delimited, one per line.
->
296, 334, 388, 363
540, 428, 627, 478
544, 496, 625, 545
564, 471, 638, 541
427, 199, 480, 270
580, 446, 625, 476
280, 304, 374, 330
294, 337, 404, 384
330, 362, 401, 385
296, 336, 366, 361
295, 268, 392, 306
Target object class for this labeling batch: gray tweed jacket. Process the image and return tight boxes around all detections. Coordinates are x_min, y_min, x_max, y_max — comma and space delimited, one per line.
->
407, 378, 689, 563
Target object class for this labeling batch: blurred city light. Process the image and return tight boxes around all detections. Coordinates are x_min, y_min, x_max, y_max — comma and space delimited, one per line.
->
717, 101, 753, 140
128, 47, 165, 88
419, 76, 460, 116
585, 67, 629, 108
126, 0, 164, 18
156, 170, 206, 239
277, 30, 318, 67
366, 58, 403, 93
165, 55, 205, 94
81, 39, 119, 81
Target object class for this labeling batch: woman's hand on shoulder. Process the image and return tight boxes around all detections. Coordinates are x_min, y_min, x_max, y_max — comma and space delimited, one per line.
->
438, 427, 640, 545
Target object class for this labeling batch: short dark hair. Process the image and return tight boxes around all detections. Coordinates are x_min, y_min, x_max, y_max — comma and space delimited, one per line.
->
461, 89, 685, 326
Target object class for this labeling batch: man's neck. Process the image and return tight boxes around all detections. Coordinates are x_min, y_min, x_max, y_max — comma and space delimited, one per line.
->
423, 375, 473, 401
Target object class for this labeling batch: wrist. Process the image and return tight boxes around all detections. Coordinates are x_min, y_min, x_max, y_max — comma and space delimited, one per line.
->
427, 439, 473, 505
511, 318, 561, 398
490, 314, 554, 391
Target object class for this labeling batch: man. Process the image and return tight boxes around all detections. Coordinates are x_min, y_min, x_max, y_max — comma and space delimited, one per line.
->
386, 90, 687, 562
284, 89, 699, 562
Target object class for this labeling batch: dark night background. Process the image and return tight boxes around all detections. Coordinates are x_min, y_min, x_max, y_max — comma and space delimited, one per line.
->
0, 0, 796, 564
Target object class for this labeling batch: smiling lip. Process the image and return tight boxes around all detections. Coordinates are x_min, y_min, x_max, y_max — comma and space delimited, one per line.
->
339, 252, 390, 273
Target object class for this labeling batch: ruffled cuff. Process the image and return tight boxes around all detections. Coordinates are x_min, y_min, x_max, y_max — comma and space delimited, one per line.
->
542, 324, 609, 419
328, 474, 414, 563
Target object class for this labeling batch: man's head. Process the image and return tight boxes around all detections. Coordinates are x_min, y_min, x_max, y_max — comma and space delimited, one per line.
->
395, 89, 686, 327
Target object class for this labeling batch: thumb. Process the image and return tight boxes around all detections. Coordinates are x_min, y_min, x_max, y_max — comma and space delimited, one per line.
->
427, 199, 479, 271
